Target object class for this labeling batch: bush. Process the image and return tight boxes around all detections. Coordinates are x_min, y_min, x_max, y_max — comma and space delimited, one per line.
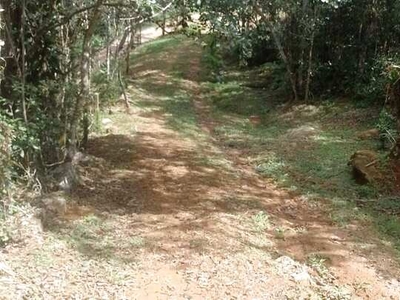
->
92, 68, 120, 106
0, 119, 13, 197
201, 35, 224, 82
183, 23, 203, 37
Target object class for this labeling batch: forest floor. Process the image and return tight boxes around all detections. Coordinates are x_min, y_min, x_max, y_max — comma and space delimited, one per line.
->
2, 35, 400, 299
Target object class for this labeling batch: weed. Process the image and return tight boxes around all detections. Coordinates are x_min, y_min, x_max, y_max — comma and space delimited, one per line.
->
252, 211, 270, 232
329, 199, 365, 227
0, 226, 10, 247
200, 156, 233, 170
131, 36, 183, 58
376, 109, 397, 133
208, 82, 271, 116
373, 213, 400, 250
129, 236, 145, 248
320, 285, 352, 300
82, 214, 102, 226
274, 227, 286, 240
255, 155, 288, 184
352, 281, 371, 293
307, 253, 330, 278
92, 69, 120, 106
63, 214, 115, 258
189, 238, 208, 252
33, 249, 54, 267
373, 197, 400, 214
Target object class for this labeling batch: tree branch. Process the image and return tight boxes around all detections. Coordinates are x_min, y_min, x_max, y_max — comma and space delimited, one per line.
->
37, 1, 138, 34
119, 1, 174, 22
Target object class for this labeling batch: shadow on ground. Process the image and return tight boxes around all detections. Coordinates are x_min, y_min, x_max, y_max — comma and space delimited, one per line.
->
45, 37, 400, 300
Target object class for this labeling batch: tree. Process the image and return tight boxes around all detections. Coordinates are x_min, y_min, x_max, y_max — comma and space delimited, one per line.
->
0, 0, 169, 188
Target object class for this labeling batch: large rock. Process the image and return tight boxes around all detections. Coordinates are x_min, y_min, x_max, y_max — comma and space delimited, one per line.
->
349, 150, 383, 184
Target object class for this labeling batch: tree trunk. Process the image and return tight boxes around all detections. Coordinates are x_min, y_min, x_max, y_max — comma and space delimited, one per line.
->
162, 11, 166, 36
271, 29, 299, 102
20, 0, 27, 123
254, 5, 299, 101
304, 6, 317, 103
125, 23, 134, 75
304, 31, 315, 102
390, 76, 400, 159
70, 0, 104, 153
1, 0, 20, 106
118, 69, 130, 112
106, 14, 111, 80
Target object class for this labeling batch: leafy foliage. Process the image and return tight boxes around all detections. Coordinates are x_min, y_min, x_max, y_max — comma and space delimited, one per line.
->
0, 0, 166, 194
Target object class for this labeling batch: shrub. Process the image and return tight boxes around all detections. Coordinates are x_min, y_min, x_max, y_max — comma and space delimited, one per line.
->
0, 118, 13, 197
92, 68, 120, 106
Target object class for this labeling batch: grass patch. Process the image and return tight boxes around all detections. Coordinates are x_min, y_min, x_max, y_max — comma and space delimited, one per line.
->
199, 49, 400, 250
129, 35, 206, 141
131, 35, 183, 59
374, 215, 400, 250
67, 214, 115, 258
255, 154, 288, 184
129, 236, 146, 248
206, 82, 271, 116
252, 211, 271, 232
307, 253, 331, 278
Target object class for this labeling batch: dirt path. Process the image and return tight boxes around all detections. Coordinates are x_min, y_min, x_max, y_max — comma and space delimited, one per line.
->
2, 36, 400, 299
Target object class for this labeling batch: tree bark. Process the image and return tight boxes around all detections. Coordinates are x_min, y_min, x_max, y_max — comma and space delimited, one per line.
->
70, 0, 104, 153
20, 0, 27, 123
254, 4, 299, 101
162, 11, 166, 36
118, 69, 130, 112
304, 6, 317, 103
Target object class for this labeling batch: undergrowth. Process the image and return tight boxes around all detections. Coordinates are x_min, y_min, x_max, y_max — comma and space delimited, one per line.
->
199, 46, 400, 253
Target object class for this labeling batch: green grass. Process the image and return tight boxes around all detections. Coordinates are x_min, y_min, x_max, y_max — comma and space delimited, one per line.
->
67, 214, 115, 258
129, 35, 203, 139
207, 88, 383, 202
53, 214, 148, 261
204, 81, 272, 116
131, 35, 182, 58
307, 253, 331, 278
197, 44, 400, 252
274, 227, 286, 240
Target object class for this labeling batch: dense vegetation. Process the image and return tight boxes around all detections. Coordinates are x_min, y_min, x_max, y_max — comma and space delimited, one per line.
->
195, 0, 400, 129
0, 1, 162, 195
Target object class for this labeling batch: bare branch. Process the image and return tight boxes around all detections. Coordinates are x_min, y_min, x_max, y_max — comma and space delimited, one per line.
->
120, 1, 174, 22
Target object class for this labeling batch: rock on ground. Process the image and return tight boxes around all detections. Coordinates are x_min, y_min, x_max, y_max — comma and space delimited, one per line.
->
349, 150, 383, 184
